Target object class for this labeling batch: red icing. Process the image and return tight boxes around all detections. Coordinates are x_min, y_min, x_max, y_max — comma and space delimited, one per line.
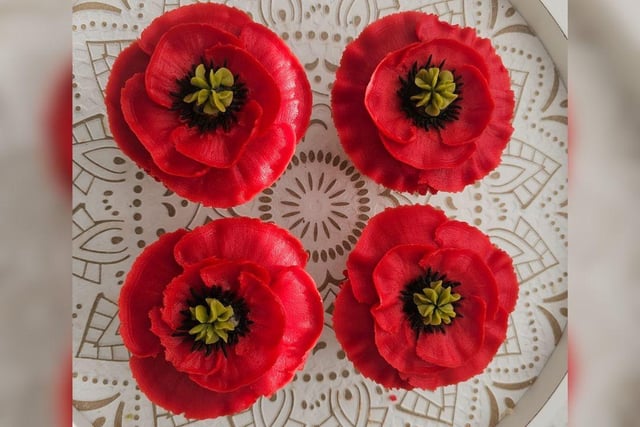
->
106, 4, 311, 207
334, 205, 518, 389
331, 12, 514, 193
119, 217, 323, 418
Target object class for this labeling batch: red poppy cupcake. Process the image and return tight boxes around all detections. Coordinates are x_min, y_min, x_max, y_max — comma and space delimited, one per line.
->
106, 3, 312, 207
118, 217, 323, 419
333, 205, 518, 389
331, 12, 514, 194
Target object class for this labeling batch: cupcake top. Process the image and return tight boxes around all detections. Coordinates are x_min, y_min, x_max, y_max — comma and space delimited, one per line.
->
331, 12, 514, 194
333, 204, 518, 389
118, 217, 323, 419
106, 3, 312, 207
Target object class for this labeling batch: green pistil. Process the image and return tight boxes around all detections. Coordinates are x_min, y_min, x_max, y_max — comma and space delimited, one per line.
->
188, 298, 238, 345
413, 280, 461, 326
182, 64, 235, 116
410, 67, 458, 117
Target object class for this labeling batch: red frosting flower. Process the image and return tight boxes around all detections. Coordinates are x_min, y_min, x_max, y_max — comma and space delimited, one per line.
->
333, 205, 518, 389
331, 12, 514, 194
106, 4, 312, 207
118, 217, 323, 419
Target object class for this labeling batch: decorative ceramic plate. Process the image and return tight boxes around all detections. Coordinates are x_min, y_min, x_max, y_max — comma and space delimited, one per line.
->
72, 0, 567, 426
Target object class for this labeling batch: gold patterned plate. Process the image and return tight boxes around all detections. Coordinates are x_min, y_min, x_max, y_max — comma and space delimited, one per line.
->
72, 1, 568, 426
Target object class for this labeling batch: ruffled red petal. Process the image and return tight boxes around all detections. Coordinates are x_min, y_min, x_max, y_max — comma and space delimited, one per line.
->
331, 85, 429, 193
423, 307, 510, 387
118, 229, 186, 357
239, 23, 312, 142
347, 205, 447, 305
129, 354, 259, 419
333, 281, 411, 389
365, 40, 491, 145
415, 296, 486, 368
246, 267, 323, 394
335, 12, 425, 88
371, 244, 436, 328
150, 306, 223, 375
190, 268, 285, 392
172, 101, 262, 168
331, 13, 435, 194
160, 260, 209, 331
104, 42, 157, 173
435, 220, 518, 313
173, 217, 307, 274
437, 65, 494, 145
121, 73, 209, 177
419, 248, 499, 318
203, 43, 281, 133
158, 123, 296, 207
414, 21, 515, 192
333, 11, 514, 193
417, 120, 514, 192
380, 132, 476, 169
367, 65, 494, 169
145, 23, 243, 108
374, 315, 442, 376
139, 3, 251, 55
198, 259, 270, 289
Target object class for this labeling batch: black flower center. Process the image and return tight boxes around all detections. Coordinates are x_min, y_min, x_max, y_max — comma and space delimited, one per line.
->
172, 62, 248, 133
400, 267, 462, 335
174, 285, 251, 356
397, 56, 462, 131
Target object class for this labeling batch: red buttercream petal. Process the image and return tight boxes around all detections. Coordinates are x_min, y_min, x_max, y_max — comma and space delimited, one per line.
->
435, 220, 518, 313
199, 259, 270, 289
331, 13, 435, 194
334, 281, 411, 389
336, 12, 425, 88
203, 44, 281, 132
160, 260, 210, 331
190, 271, 285, 392
158, 123, 296, 207
437, 65, 494, 145
374, 316, 442, 376
415, 296, 486, 368
139, 3, 251, 54
173, 101, 262, 168
118, 229, 186, 357
174, 216, 307, 274
150, 307, 223, 376
366, 41, 492, 147
129, 354, 259, 419
417, 307, 510, 388
418, 120, 514, 192
239, 23, 312, 141
372, 244, 437, 320
331, 86, 429, 193
121, 73, 209, 177
104, 42, 156, 173
416, 31, 515, 192
380, 132, 476, 169
145, 23, 243, 108
419, 248, 499, 318
246, 267, 323, 394
348, 205, 447, 305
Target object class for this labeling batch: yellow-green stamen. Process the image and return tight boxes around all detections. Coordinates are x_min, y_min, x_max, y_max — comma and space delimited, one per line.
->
413, 280, 461, 326
410, 67, 458, 117
188, 298, 237, 345
183, 64, 235, 116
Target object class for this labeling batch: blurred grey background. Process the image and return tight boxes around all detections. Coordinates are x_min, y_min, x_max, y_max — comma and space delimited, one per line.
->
571, 0, 640, 426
